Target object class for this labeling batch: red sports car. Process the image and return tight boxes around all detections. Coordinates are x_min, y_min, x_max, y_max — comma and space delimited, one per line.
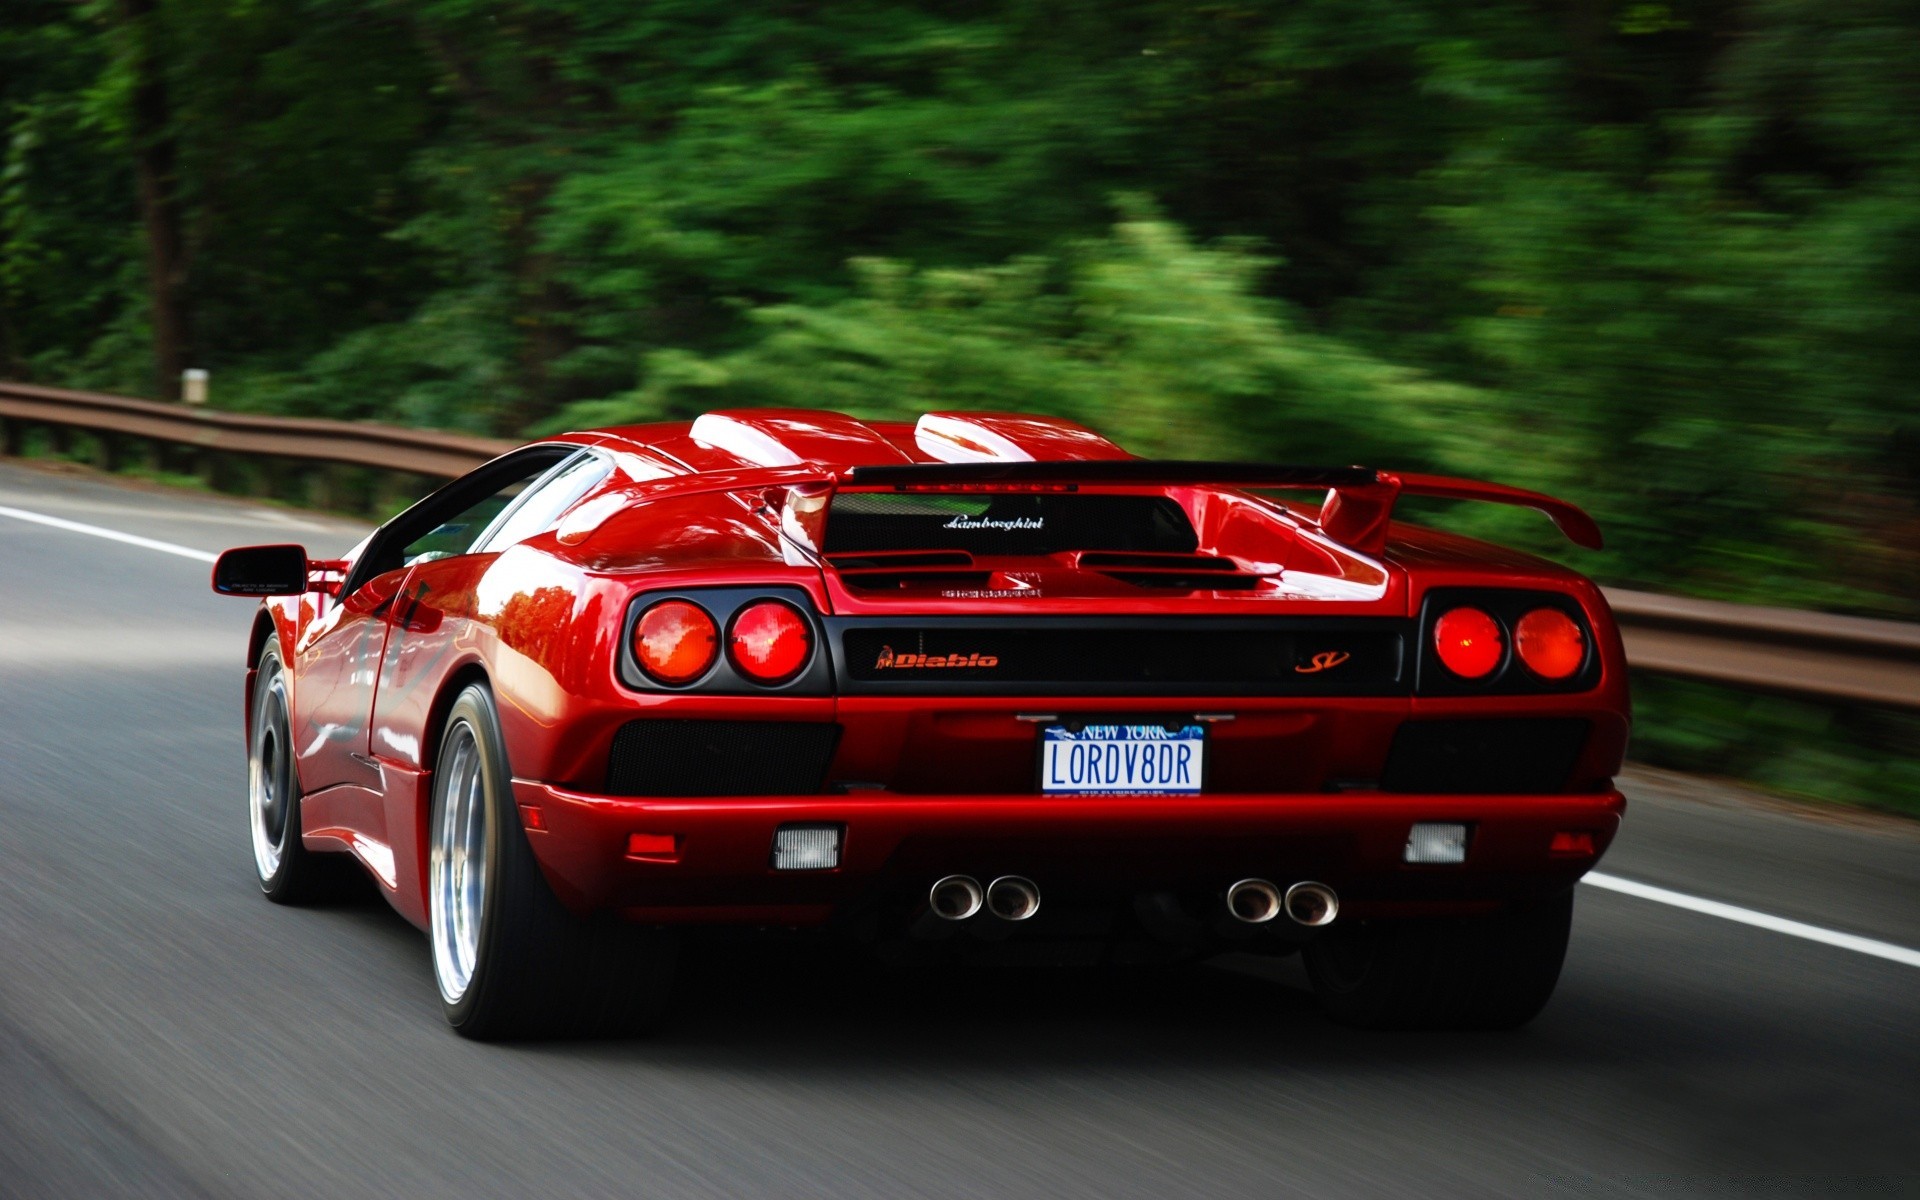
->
212, 410, 1628, 1038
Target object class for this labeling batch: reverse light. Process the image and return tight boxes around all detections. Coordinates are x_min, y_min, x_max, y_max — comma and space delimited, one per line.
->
1433, 607, 1504, 679
633, 600, 718, 685
1516, 607, 1586, 679
771, 824, 842, 871
727, 600, 813, 684
1405, 822, 1469, 864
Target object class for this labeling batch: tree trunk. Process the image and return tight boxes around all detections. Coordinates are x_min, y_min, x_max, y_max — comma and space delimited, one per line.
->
118, 0, 191, 398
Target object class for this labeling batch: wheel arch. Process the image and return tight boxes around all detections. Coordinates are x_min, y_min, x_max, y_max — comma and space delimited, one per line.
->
247, 607, 277, 667
243, 606, 291, 756
408, 661, 495, 919
424, 661, 495, 777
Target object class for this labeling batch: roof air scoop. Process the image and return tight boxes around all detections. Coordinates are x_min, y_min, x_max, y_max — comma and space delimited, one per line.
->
915, 413, 1133, 464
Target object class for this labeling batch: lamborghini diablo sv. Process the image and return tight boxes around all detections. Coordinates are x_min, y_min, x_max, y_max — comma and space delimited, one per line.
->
212, 410, 1629, 1038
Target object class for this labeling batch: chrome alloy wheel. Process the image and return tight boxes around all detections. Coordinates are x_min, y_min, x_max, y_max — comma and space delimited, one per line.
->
249, 667, 294, 880
430, 720, 490, 1004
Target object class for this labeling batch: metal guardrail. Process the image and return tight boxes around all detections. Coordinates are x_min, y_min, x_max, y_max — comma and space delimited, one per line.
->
0, 380, 511, 478
1604, 590, 1920, 709
4, 379, 1917, 709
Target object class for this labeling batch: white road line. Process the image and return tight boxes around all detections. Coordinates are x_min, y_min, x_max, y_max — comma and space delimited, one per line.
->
1584, 871, 1920, 968
0, 504, 218, 563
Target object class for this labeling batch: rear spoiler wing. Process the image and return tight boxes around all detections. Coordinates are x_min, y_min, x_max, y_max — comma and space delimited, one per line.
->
841, 461, 1602, 553
625, 460, 1602, 554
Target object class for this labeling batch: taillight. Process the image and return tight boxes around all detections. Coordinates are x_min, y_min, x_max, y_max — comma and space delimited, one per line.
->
632, 600, 718, 684
1515, 607, 1585, 679
1433, 607, 1504, 679
727, 600, 813, 684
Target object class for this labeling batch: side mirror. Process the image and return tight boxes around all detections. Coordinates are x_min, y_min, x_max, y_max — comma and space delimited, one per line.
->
212, 544, 309, 596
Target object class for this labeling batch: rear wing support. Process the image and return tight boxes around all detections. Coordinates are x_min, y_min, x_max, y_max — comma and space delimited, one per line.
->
1321, 471, 1603, 554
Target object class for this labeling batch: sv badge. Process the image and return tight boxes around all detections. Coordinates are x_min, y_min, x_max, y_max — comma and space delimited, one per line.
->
1295, 650, 1351, 674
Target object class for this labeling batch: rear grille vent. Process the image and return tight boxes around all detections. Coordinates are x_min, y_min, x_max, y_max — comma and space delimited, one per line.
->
829, 551, 990, 591
1076, 552, 1263, 590
841, 571, 994, 591
829, 551, 974, 570
1100, 572, 1264, 591
607, 720, 841, 796
1077, 553, 1238, 571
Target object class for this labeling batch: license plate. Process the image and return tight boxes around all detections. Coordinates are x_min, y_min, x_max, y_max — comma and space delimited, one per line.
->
1039, 724, 1205, 796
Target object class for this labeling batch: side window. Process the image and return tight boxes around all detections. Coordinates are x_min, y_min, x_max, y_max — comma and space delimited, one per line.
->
342, 445, 583, 595
401, 485, 527, 565
473, 451, 612, 553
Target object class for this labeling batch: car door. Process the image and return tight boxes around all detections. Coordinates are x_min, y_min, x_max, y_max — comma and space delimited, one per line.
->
366, 448, 614, 769
293, 448, 577, 797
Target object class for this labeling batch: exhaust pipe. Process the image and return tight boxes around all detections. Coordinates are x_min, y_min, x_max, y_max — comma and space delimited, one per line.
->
1284, 881, 1339, 927
929, 875, 984, 921
1225, 878, 1283, 924
985, 876, 1041, 922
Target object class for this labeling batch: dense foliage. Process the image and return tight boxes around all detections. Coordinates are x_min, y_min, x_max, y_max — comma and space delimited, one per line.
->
4, 2, 1917, 806
7, 0, 1915, 604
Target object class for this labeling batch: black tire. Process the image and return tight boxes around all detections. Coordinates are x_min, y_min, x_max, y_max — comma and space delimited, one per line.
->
1303, 890, 1574, 1030
249, 645, 352, 903
429, 683, 675, 1040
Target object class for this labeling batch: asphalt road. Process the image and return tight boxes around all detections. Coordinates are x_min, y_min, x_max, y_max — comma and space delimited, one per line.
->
1, 460, 1915, 1199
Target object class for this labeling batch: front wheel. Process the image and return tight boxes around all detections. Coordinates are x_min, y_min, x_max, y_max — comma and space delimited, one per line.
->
429, 683, 675, 1039
1303, 890, 1574, 1030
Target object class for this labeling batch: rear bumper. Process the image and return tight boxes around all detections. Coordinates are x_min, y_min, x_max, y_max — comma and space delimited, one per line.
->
511, 781, 1626, 926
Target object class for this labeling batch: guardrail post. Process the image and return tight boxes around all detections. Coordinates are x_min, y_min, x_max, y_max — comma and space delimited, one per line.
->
0, 416, 19, 457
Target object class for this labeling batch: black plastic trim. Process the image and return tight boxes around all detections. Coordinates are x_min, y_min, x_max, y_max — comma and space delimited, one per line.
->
825, 615, 1411, 697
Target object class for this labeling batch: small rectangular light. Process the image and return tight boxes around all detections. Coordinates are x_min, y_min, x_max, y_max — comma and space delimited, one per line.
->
626, 832, 678, 859
772, 824, 842, 871
1549, 831, 1596, 857
1405, 822, 1468, 864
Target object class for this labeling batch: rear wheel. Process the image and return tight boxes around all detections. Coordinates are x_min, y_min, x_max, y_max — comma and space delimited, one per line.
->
430, 683, 675, 1039
1303, 891, 1574, 1030
250, 645, 345, 903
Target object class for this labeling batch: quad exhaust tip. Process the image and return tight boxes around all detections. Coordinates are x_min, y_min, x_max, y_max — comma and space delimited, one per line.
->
1284, 881, 1339, 927
985, 876, 1042, 922
1226, 879, 1283, 924
929, 875, 984, 921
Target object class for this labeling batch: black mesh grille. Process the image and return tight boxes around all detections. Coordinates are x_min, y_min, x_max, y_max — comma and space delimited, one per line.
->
1380, 718, 1590, 794
606, 720, 841, 796
840, 624, 1405, 693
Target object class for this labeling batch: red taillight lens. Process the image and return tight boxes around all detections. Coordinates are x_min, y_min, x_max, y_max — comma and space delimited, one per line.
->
1515, 607, 1586, 679
1433, 606, 1504, 679
633, 600, 718, 684
727, 600, 812, 684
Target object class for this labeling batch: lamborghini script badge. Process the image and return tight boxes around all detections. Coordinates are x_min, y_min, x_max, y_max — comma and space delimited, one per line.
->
1295, 650, 1351, 674
875, 645, 1000, 669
